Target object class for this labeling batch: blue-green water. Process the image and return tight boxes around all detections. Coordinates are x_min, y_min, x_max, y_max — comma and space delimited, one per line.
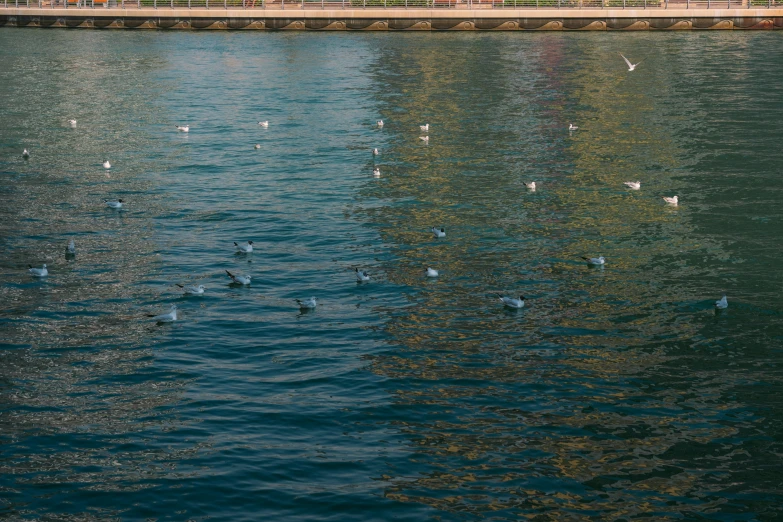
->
1, 30, 783, 520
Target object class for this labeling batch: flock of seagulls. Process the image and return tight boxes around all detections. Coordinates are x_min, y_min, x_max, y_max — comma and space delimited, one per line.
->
20, 67, 729, 322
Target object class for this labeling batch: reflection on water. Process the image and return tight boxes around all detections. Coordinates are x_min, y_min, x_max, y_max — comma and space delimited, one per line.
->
1, 30, 783, 521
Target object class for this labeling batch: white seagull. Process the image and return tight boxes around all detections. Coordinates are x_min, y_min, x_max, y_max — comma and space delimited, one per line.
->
582, 256, 606, 266
663, 195, 679, 206
525, 181, 536, 191
620, 53, 641, 71
254, 144, 261, 149
28, 264, 48, 277
225, 270, 251, 285
102, 160, 111, 169
426, 267, 439, 278
624, 181, 641, 190
355, 268, 370, 282
376, 120, 384, 128
104, 199, 123, 209
419, 136, 429, 142
68, 119, 77, 127
373, 168, 381, 178
715, 294, 728, 309
148, 304, 177, 323
258, 121, 269, 128
22, 149, 30, 159
497, 294, 526, 309
296, 297, 318, 309
175, 125, 189, 133
431, 227, 446, 238
420, 124, 429, 132
234, 241, 254, 253
176, 284, 205, 295
66, 239, 76, 255
569, 124, 578, 131
372, 148, 379, 156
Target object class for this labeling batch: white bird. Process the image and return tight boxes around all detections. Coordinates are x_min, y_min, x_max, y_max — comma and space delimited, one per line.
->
234, 240, 254, 253
419, 136, 429, 142
66, 239, 76, 255
258, 121, 269, 128
225, 270, 251, 285
254, 144, 261, 149
581, 256, 606, 266
431, 227, 446, 238
624, 181, 641, 190
663, 195, 679, 206
420, 124, 429, 132
376, 120, 384, 128
372, 148, 379, 156
373, 168, 381, 178
104, 199, 123, 209
148, 304, 177, 323
68, 119, 77, 127
175, 125, 189, 133
426, 267, 439, 278
715, 294, 728, 309
620, 53, 641, 71
525, 181, 536, 191
296, 297, 318, 309
497, 294, 525, 309
102, 160, 111, 169
22, 149, 30, 159
569, 124, 578, 131
28, 264, 48, 277
176, 284, 205, 295
355, 268, 370, 282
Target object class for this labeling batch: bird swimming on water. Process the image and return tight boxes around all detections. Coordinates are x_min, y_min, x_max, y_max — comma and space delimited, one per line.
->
176, 284, 205, 295
28, 264, 48, 277
22, 149, 30, 159
234, 241, 254, 253
355, 268, 370, 282
420, 124, 429, 132
225, 270, 251, 285
372, 148, 379, 156
148, 304, 177, 323
103, 160, 111, 169
258, 121, 269, 128
376, 120, 384, 128
525, 181, 536, 191
715, 294, 728, 309
663, 195, 678, 206
175, 125, 189, 133
426, 267, 439, 278
68, 119, 77, 127
419, 136, 429, 142
296, 297, 318, 309
569, 123, 578, 131
373, 168, 381, 178
66, 239, 76, 255
497, 294, 525, 309
624, 181, 641, 190
104, 199, 123, 209
431, 227, 445, 238
582, 256, 606, 266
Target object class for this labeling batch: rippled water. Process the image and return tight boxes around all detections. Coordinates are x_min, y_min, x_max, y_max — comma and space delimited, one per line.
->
1, 30, 783, 520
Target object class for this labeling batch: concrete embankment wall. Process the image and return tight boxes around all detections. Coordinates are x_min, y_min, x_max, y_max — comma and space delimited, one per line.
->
1, 6, 781, 29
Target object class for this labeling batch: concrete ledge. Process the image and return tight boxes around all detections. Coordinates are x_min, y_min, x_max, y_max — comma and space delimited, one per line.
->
1, 6, 781, 28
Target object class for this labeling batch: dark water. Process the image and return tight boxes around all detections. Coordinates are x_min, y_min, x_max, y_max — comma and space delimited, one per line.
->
1, 30, 782, 520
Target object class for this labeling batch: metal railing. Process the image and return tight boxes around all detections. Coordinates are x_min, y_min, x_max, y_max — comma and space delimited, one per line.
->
3, 0, 779, 9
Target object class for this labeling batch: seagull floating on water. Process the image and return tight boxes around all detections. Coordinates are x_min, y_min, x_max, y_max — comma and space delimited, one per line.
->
148, 304, 177, 323
497, 294, 526, 309
419, 136, 429, 142
28, 264, 48, 277
225, 270, 251, 285
68, 119, 77, 127
175, 125, 189, 133
569, 124, 578, 131
355, 268, 370, 282
715, 294, 728, 309
663, 195, 678, 206
234, 241, 254, 253
254, 144, 261, 149
22, 149, 30, 159
620, 53, 641, 72
104, 199, 123, 209
420, 124, 429, 132
525, 181, 536, 191
372, 148, 379, 156
373, 168, 381, 177
258, 121, 269, 128
66, 239, 76, 255
431, 227, 446, 238
426, 267, 439, 278
376, 120, 384, 128
102, 160, 111, 169
624, 181, 641, 190
582, 256, 606, 266
176, 284, 205, 295
296, 297, 318, 309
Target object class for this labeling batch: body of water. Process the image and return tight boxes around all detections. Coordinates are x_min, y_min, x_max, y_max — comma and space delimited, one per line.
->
1, 30, 782, 521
